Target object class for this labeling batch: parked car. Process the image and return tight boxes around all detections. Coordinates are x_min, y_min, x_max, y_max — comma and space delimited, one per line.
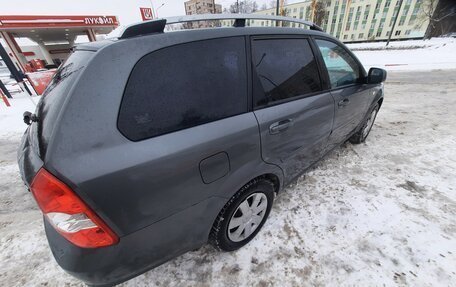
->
17, 14, 386, 286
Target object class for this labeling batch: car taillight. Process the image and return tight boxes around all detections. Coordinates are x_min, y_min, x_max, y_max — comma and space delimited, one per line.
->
30, 168, 119, 248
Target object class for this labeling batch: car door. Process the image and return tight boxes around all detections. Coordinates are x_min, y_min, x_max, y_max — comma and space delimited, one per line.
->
251, 37, 335, 182
313, 38, 372, 147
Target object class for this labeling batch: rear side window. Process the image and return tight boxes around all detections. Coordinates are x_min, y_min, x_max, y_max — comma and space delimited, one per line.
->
252, 38, 322, 108
315, 39, 362, 88
118, 37, 248, 141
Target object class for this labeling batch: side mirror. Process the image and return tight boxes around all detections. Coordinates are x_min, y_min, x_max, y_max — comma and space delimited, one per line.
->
367, 68, 387, 84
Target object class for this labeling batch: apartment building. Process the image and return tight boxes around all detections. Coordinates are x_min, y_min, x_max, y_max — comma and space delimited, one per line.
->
184, 0, 222, 28
185, 0, 222, 15
221, 0, 435, 42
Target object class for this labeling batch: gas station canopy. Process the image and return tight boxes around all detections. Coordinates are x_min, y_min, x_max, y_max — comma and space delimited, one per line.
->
0, 15, 119, 95
0, 15, 119, 72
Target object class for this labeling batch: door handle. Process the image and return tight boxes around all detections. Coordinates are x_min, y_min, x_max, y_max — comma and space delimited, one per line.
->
338, 98, 350, 107
269, 119, 293, 134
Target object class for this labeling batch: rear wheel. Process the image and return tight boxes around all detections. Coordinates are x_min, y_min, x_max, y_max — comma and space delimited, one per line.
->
350, 104, 379, 144
209, 178, 274, 251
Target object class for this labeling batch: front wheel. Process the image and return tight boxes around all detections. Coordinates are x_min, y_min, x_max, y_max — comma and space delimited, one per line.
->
349, 104, 379, 144
209, 178, 274, 251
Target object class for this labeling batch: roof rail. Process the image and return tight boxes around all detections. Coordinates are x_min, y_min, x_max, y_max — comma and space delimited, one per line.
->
118, 14, 323, 39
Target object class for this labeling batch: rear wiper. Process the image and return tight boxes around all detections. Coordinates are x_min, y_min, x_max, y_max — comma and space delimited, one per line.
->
23, 111, 39, 125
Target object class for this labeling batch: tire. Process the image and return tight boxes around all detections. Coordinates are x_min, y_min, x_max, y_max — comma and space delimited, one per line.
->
349, 104, 379, 144
209, 178, 274, 251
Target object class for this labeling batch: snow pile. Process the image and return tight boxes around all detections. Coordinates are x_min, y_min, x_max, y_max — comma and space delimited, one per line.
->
348, 37, 456, 71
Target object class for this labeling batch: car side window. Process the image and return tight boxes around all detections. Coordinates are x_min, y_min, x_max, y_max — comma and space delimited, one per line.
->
315, 39, 361, 89
251, 38, 322, 108
118, 37, 248, 141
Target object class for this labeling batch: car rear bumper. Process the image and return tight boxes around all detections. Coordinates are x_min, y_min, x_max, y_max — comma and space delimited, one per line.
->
44, 196, 225, 286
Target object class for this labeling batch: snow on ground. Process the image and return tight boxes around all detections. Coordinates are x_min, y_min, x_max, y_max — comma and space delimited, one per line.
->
1, 68, 456, 285
348, 37, 456, 71
0, 93, 38, 135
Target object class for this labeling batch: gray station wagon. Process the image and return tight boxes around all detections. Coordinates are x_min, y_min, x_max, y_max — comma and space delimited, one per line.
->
18, 14, 386, 286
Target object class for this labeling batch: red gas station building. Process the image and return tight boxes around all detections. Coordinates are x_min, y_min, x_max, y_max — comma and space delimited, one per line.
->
0, 15, 119, 95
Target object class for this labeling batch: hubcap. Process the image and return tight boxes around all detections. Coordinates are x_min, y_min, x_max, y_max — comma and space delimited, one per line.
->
227, 193, 268, 242
362, 109, 377, 138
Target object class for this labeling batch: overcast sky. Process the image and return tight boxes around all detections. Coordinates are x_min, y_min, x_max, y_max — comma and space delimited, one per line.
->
0, 0, 301, 26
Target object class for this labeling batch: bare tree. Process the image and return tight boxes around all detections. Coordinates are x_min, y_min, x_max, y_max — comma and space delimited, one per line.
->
268, 0, 288, 10
269, 0, 276, 9
252, 1, 259, 12
420, 0, 456, 38
228, 0, 261, 13
420, 0, 438, 38
313, 1, 328, 26
281, 8, 291, 26
261, 3, 268, 10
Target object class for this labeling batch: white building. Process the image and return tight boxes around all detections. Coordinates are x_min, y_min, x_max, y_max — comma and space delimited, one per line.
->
222, 0, 435, 42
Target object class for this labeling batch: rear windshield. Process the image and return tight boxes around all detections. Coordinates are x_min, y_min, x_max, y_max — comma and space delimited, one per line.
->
36, 50, 93, 158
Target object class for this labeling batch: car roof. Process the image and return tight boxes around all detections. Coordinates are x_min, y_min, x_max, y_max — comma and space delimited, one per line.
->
75, 14, 335, 52
75, 26, 332, 52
